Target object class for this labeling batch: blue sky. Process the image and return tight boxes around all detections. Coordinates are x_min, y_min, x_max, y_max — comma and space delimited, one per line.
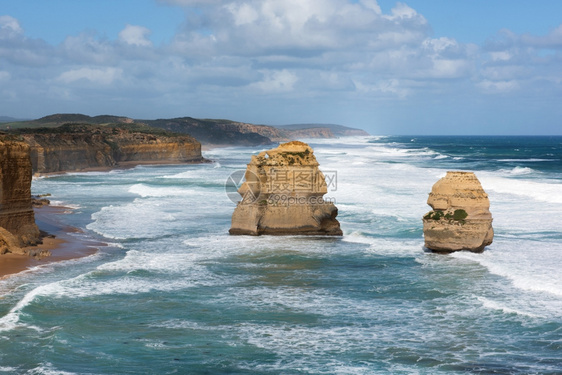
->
1, 0, 561, 134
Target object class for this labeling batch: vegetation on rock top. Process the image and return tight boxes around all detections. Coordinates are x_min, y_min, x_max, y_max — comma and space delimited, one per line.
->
424, 209, 468, 223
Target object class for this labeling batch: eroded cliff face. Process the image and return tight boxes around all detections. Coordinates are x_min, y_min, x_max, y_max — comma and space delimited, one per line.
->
142, 118, 274, 146
142, 117, 362, 145
423, 171, 493, 253
19, 125, 204, 174
219, 122, 287, 142
230, 141, 342, 236
0, 136, 40, 251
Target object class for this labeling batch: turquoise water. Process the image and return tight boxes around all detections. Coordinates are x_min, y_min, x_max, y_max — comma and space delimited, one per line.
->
1, 136, 561, 374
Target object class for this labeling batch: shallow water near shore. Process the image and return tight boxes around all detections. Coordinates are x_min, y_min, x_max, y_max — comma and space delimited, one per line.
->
1, 136, 561, 374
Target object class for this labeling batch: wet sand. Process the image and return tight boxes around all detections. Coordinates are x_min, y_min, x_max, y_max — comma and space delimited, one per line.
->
0, 205, 102, 280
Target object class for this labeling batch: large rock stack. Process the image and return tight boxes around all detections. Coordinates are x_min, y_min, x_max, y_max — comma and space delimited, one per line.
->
229, 141, 342, 236
0, 136, 41, 254
423, 171, 493, 253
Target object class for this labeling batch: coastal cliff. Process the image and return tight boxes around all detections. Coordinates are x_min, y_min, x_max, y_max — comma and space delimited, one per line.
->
230, 141, 342, 236
0, 136, 41, 253
139, 118, 369, 145
280, 128, 335, 139
141, 117, 275, 146
423, 171, 494, 253
14, 124, 204, 174
2, 114, 370, 146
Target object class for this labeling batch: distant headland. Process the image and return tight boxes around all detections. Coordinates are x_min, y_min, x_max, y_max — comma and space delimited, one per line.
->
0, 113, 370, 147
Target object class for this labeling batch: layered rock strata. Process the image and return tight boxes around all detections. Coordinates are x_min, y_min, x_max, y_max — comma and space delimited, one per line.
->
17, 124, 204, 174
423, 171, 494, 253
0, 136, 41, 251
229, 141, 342, 236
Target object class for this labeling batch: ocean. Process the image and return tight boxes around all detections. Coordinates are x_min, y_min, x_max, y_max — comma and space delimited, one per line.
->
1, 136, 561, 374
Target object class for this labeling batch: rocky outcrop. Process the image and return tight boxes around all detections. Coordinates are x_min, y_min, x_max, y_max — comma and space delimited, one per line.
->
15, 124, 204, 174
423, 171, 494, 253
0, 227, 24, 255
230, 141, 342, 236
0, 136, 41, 249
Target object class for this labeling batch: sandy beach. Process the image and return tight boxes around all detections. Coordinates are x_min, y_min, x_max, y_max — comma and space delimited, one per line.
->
0, 205, 101, 280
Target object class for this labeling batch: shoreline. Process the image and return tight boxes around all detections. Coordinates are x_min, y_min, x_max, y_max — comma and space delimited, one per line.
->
0, 205, 102, 280
1, 156, 218, 280
2, 158, 209, 280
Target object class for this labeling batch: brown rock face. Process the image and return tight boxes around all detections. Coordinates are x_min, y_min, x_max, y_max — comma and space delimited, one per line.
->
423, 171, 493, 253
0, 137, 40, 248
229, 141, 342, 236
19, 125, 204, 174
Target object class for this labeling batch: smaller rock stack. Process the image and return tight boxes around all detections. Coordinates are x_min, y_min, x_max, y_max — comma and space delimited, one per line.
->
423, 171, 493, 252
229, 141, 342, 236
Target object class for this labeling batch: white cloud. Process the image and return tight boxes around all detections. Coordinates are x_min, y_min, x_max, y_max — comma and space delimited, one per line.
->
250, 69, 298, 92
358, 0, 382, 14
0, 15, 23, 36
60, 33, 117, 64
480, 65, 526, 81
385, 3, 422, 21
521, 24, 562, 48
119, 24, 153, 47
57, 67, 123, 85
423, 37, 458, 53
353, 78, 411, 98
226, 3, 259, 26
428, 59, 470, 78
477, 79, 519, 93
490, 51, 512, 61
0, 71, 10, 81
167, 0, 432, 68
0, 16, 54, 66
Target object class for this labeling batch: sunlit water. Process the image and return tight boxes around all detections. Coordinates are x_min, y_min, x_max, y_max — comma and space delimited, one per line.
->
1, 136, 561, 374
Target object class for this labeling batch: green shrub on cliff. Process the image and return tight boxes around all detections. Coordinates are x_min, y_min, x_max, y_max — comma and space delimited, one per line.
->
453, 209, 468, 220
424, 210, 444, 220
424, 209, 467, 223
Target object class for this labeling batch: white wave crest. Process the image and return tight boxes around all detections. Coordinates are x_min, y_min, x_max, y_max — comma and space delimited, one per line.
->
477, 296, 540, 318
434, 154, 448, 159
161, 170, 199, 179
479, 175, 562, 204
499, 166, 535, 176
128, 183, 188, 197
497, 158, 555, 162
452, 249, 562, 300
47, 200, 81, 209
25, 363, 78, 375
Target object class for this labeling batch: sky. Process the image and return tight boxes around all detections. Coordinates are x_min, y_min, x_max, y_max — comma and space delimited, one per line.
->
1, 0, 561, 135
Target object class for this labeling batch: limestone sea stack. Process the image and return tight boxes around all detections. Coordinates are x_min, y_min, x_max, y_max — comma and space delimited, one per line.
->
229, 141, 342, 236
423, 171, 493, 253
0, 136, 41, 254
